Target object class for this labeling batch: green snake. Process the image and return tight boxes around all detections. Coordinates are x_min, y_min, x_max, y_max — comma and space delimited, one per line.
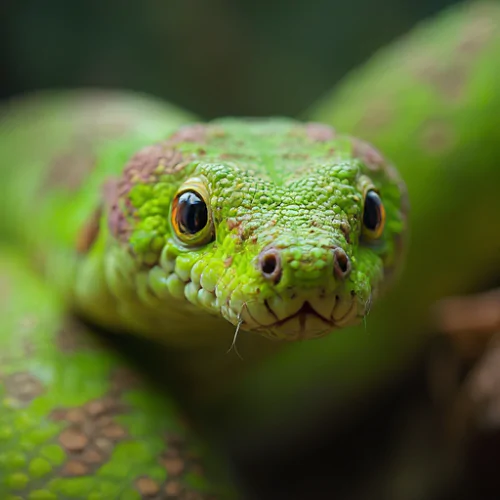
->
1, 1, 499, 498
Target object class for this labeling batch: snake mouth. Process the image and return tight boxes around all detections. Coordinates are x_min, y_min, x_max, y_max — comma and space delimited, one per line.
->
250, 296, 360, 341
267, 301, 331, 326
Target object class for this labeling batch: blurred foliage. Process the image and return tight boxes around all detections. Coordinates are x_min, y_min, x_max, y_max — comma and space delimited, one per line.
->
1, 0, 459, 118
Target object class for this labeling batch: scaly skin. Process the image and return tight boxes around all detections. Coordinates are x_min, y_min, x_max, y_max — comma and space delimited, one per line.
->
212, 0, 500, 450
0, 93, 237, 499
0, 247, 236, 500
2, 0, 498, 496
0, 87, 407, 495
2, 110, 407, 346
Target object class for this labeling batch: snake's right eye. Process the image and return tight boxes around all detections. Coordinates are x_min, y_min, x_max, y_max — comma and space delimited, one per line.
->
171, 184, 214, 246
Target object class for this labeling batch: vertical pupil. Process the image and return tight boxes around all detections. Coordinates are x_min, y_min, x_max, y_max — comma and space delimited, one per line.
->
363, 191, 381, 231
178, 192, 208, 234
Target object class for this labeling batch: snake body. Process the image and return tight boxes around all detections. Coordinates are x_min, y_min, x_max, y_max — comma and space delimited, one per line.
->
0, 87, 407, 497
1, 1, 499, 498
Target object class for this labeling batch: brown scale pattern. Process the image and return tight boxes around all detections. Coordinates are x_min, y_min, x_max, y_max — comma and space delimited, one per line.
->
134, 432, 216, 500
49, 372, 135, 478
47, 361, 217, 498
44, 365, 140, 478
104, 125, 210, 243
104, 145, 187, 243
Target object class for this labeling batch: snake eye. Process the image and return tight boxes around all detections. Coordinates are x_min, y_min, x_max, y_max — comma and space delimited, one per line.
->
171, 184, 214, 246
362, 189, 385, 240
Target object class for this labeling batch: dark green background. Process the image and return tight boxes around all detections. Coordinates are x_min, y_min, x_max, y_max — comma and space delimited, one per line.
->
2, 0, 458, 117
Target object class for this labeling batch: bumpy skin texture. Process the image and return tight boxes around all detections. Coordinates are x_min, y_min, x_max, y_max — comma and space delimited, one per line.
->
0, 85, 407, 493
79, 120, 406, 343
0, 249, 234, 500
0, 95, 408, 496
2, 103, 407, 346
2, 0, 498, 496
215, 0, 500, 447
0, 93, 235, 499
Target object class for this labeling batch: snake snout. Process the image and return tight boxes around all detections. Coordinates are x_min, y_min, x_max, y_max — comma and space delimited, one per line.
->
258, 244, 351, 285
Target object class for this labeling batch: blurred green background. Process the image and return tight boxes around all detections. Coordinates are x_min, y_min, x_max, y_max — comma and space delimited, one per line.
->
1, 0, 458, 117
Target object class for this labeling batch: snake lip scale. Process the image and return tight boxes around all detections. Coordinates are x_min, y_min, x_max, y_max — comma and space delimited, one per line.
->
257, 301, 339, 339
242, 294, 361, 340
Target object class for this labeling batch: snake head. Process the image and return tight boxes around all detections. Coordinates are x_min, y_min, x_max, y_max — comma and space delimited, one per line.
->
104, 119, 408, 341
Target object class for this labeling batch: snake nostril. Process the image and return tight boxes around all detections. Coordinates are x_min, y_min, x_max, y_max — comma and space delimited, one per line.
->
259, 248, 282, 284
333, 247, 351, 280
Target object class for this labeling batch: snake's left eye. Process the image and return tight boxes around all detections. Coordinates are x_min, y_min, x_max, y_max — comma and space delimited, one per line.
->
362, 189, 385, 240
171, 185, 214, 246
